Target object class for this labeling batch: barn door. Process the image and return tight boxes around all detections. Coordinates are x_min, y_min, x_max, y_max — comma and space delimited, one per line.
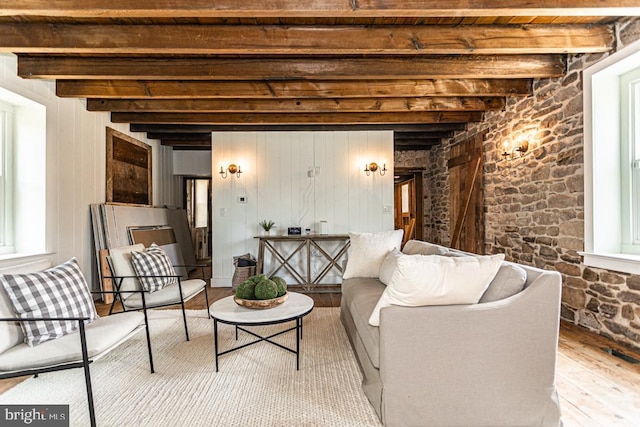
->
448, 133, 485, 253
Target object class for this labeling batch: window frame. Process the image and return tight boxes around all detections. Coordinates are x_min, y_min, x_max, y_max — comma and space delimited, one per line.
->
583, 38, 640, 274
0, 99, 14, 254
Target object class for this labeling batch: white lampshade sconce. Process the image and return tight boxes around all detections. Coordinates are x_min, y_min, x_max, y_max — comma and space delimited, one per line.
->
219, 163, 242, 178
364, 162, 387, 176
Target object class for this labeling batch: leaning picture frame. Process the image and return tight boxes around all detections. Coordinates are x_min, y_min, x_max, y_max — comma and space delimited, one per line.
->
105, 127, 152, 206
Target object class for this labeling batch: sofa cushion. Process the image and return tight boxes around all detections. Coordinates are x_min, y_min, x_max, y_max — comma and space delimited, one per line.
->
378, 248, 402, 286
342, 278, 385, 369
479, 262, 527, 303
130, 243, 178, 292
343, 230, 403, 279
402, 240, 449, 256
369, 253, 504, 326
0, 311, 144, 372
0, 258, 99, 346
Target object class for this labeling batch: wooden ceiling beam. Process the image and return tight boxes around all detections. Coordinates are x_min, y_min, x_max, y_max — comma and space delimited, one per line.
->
395, 131, 454, 139
19, 55, 566, 80
57, 79, 533, 99
0, 24, 613, 55
159, 140, 211, 147
395, 144, 440, 151
2, 1, 639, 18
88, 96, 505, 112
131, 123, 468, 133
146, 132, 212, 141
112, 111, 483, 125
395, 138, 447, 145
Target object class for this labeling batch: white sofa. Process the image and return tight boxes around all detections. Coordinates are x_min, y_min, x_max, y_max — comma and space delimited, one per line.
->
340, 240, 563, 427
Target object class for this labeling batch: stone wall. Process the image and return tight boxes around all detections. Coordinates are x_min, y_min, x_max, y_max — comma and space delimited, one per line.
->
419, 17, 640, 351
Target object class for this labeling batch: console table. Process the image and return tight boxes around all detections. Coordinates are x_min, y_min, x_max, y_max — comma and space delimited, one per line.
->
255, 234, 350, 292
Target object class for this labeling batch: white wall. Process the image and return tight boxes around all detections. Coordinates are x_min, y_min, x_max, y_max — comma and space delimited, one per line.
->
0, 53, 180, 285
211, 131, 394, 286
173, 150, 212, 176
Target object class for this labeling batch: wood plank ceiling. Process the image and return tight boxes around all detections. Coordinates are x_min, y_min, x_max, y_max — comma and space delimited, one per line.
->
1, 1, 638, 151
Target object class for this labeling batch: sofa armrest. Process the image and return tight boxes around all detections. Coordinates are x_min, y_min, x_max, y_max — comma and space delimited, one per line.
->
378, 271, 562, 425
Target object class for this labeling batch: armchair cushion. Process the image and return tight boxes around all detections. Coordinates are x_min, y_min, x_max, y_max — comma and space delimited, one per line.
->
122, 279, 205, 309
0, 258, 98, 346
108, 243, 146, 297
0, 311, 144, 372
130, 243, 178, 292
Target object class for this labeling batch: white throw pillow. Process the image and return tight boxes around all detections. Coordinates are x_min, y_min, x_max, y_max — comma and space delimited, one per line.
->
368, 253, 504, 326
343, 230, 404, 279
378, 248, 403, 286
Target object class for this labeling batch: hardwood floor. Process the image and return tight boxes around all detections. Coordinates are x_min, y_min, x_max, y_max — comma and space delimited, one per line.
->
3, 284, 640, 425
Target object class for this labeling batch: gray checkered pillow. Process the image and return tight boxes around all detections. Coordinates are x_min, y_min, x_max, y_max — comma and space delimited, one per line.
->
130, 243, 178, 292
0, 258, 99, 347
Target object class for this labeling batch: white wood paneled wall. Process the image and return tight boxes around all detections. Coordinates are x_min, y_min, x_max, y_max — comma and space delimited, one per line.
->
173, 150, 212, 176
0, 53, 179, 286
211, 131, 394, 286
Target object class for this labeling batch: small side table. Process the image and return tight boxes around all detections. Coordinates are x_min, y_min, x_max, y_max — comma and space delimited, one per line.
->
209, 292, 314, 371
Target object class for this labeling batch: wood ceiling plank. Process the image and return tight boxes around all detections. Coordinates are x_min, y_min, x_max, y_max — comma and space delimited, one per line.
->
130, 123, 468, 133
57, 79, 533, 99
112, 111, 484, 125
87, 96, 505, 112
0, 24, 614, 54
2, 1, 639, 18
20, 55, 566, 80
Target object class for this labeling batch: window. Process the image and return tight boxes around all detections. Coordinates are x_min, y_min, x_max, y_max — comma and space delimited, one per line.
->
0, 88, 46, 259
621, 67, 640, 253
583, 39, 640, 274
0, 99, 13, 254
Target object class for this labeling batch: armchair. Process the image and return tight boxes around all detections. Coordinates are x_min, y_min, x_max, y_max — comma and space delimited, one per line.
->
0, 259, 154, 427
106, 243, 210, 341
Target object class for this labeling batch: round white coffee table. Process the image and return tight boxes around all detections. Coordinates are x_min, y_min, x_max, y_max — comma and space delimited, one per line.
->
209, 292, 314, 371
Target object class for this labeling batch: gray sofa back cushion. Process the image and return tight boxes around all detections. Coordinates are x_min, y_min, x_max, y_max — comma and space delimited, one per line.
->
479, 262, 527, 303
402, 240, 449, 256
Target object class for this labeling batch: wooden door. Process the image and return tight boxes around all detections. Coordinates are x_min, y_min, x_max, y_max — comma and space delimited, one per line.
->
394, 168, 424, 241
448, 133, 485, 253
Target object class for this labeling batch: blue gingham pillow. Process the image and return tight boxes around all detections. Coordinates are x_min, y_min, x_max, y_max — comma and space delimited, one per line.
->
130, 243, 178, 292
0, 258, 99, 346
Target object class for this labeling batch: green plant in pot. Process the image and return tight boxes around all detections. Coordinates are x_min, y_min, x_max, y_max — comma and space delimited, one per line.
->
259, 219, 276, 235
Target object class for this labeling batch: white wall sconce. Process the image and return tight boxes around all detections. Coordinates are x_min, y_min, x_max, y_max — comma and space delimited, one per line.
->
219, 163, 242, 178
501, 140, 529, 161
364, 162, 387, 176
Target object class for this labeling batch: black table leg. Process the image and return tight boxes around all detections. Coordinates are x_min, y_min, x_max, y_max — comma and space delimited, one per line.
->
213, 318, 219, 372
296, 316, 300, 370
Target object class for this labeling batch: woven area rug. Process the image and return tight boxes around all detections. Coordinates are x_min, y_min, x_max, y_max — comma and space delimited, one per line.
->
0, 308, 382, 427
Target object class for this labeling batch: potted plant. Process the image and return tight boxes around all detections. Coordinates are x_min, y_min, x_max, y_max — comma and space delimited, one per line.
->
259, 220, 276, 235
